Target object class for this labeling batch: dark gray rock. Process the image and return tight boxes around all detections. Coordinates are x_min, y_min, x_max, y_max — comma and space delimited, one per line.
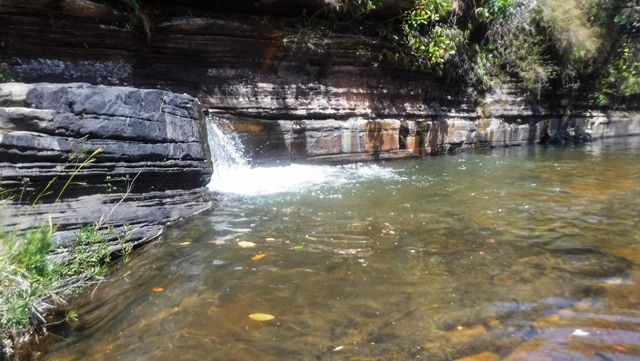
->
0, 82, 213, 249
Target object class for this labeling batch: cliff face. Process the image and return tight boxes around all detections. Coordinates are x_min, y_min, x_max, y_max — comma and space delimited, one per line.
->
2, 1, 638, 166
0, 82, 212, 248
0, 0, 465, 162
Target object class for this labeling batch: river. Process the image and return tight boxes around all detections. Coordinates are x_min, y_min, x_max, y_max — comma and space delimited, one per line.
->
44, 136, 640, 360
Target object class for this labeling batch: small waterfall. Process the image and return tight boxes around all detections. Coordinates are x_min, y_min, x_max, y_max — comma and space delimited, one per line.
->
206, 116, 402, 196
206, 115, 250, 190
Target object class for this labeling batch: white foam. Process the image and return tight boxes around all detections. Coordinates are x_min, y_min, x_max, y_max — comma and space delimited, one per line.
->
205, 117, 400, 196
208, 163, 398, 196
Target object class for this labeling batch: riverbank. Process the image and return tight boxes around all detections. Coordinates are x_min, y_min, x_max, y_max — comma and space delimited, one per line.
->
0, 224, 115, 359
0, 83, 213, 249
0, 82, 214, 359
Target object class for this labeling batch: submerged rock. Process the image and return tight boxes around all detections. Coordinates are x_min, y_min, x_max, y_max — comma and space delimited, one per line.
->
497, 247, 632, 284
422, 325, 495, 361
548, 251, 633, 278
454, 351, 500, 361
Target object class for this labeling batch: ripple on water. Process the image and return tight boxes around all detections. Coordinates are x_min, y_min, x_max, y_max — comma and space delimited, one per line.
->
44, 139, 640, 360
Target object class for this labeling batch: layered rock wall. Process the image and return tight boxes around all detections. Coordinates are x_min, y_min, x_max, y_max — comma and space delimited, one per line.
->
226, 82, 640, 163
2, 1, 638, 165
0, 83, 212, 249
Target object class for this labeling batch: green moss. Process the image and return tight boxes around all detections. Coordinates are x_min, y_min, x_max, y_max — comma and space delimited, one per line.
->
0, 64, 14, 83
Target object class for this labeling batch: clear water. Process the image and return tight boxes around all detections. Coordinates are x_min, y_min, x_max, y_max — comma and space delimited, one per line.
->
44, 138, 640, 360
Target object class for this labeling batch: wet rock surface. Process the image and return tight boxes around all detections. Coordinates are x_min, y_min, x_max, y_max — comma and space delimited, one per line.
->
0, 82, 213, 248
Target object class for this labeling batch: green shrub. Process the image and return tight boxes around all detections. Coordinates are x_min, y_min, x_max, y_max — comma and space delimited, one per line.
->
0, 224, 113, 355
4, 228, 52, 276
598, 42, 640, 102
335, 0, 384, 18
401, 0, 455, 69
537, 0, 602, 72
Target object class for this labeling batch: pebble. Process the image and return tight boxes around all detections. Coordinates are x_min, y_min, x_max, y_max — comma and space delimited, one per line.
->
571, 329, 590, 337
237, 241, 257, 248
440, 325, 489, 344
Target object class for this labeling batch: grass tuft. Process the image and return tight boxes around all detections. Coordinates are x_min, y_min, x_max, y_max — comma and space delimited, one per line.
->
0, 223, 115, 358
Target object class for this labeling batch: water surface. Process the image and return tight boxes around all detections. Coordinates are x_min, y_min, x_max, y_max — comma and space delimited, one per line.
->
46, 138, 640, 360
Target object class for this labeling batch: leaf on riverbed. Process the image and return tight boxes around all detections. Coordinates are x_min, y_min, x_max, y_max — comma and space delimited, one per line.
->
251, 253, 268, 261
151, 287, 165, 293
305, 235, 317, 241
237, 241, 257, 248
612, 344, 627, 352
249, 313, 275, 321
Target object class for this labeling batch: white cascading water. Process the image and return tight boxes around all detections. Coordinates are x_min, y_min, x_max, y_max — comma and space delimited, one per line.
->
206, 116, 400, 196
206, 115, 249, 185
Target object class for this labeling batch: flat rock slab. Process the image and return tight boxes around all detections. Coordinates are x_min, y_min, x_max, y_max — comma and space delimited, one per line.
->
0, 82, 213, 248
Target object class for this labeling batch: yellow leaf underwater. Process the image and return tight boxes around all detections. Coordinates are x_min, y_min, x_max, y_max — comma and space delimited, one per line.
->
251, 253, 268, 261
249, 313, 275, 321
237, 241, 257, 248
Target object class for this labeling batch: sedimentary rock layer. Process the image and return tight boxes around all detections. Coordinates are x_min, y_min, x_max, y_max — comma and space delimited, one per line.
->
2, 1, 638, 165
225, 82, 640, 163
0, 82, 213, 248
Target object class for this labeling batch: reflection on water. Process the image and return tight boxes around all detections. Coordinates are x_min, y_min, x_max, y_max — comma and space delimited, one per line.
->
45, 138, 640, 360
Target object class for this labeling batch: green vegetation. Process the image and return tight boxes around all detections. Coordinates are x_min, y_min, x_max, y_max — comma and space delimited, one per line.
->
0, 222, 134, 357
0, 148, 134, 357
326, 0, 640, 97
600, 43, 640, 100
0, 225, 107, 356
336, 0, 384, 18
0, 64, 14, 83
97, 0, 637, 98
400, 0, 457, 67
